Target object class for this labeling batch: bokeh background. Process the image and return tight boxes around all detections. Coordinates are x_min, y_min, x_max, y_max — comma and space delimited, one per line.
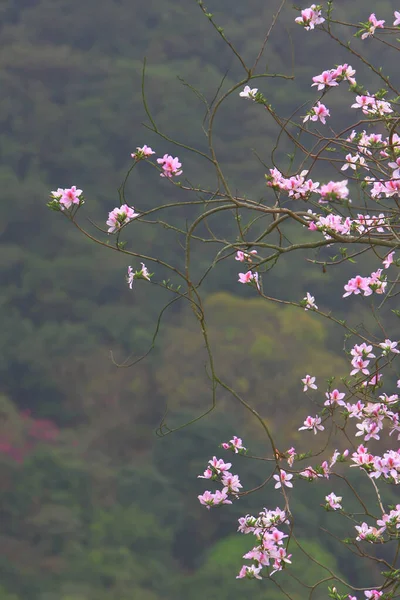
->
0, 1, 398, 598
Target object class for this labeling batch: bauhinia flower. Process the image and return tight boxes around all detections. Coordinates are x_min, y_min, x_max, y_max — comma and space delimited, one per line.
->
360, 13, 385, 39
126, 263, 151, 288
378, 339, 400, 355
304, 292, 318, 310
50, 186, 83, 210
235, 250, 258, 262
239, 85, 258, 100
131, 145, 155, 160
221, 436, 247, 453
107, 204, 139, 233
238, 271, 259, 288
303, 101, 330, 124
383, 251, 394, 269
299, 415, 324, 434
295, 5, 325, 30
198, 489, 232, 509
301, 375, 317, 392
157, 154, 183, 178
325, 492, 342, 510
273, 470, 293, 489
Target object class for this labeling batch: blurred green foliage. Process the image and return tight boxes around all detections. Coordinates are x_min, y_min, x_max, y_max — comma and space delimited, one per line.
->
0, 0, 396, 598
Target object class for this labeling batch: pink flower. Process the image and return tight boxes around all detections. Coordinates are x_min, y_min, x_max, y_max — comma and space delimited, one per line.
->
51, 186, 83, 209
222, 436, 246, 453
235, 250, 257, 262
311, 70, 339, 91
299, 415, 324, 434
343, 275, 372, 297
286, 447, 296, 467
383, 251, 395, 269
198, 489, 232, 509
238, 271, 259, 288
198, 490, 215, 509
361, 14, 385, 39
394, 11, 400, 26
222, 473, 242, 494
365, 592, 383, 600
303, 101, 330, 124
319, 180, 349, 202
157, 154, 183, 178
273, 470, 293, 489
341, 153, 367, 171
131, 145, 155, 160
355, 522, 384, 541
107, 204, 139, 233
333, 64, 356, 85
325, 492, 342, 510
295, 4, 325, 30
299, 466, 321, 480
350, 356, 370, 376
388, 157, 400, 179
208, 456, 232, 472
324, 389, 346, 407
236, 565, 263, 580
302, 375, 317, 391
379, 339, 399, 355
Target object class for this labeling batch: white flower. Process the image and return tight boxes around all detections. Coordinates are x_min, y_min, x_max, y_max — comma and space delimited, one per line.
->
239, 85, 258, 100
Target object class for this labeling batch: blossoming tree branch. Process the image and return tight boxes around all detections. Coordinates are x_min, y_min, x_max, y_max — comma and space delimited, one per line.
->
48, 2, 400, 598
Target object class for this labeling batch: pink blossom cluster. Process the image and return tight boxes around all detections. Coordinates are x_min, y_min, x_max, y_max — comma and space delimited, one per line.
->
319, 180, 349, 203
236, 507, 291, 579
341, 153, 368, 171
106, 204, 140, 233
157, 154, 183, 178
295, 4, 325, 30
354, 521, 384, 542
198, 455, 242, 509
343, 269, 387, 297
308, 213, 352, 237
360, 13, 385, 40
221, 435, 247, 453
50, 186, 83, 210
377, 505, 400, 532
346, 392, 400, 444
351, 445, 400, 483
368, 174, 400, 198
130, 145, 183, 178
307, 211, 389, 240
349, 592, 383, 600
299, 449, 349, 480
351, 94, 392, 116
311, 64, 356, 90
266, 168, 319, 200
